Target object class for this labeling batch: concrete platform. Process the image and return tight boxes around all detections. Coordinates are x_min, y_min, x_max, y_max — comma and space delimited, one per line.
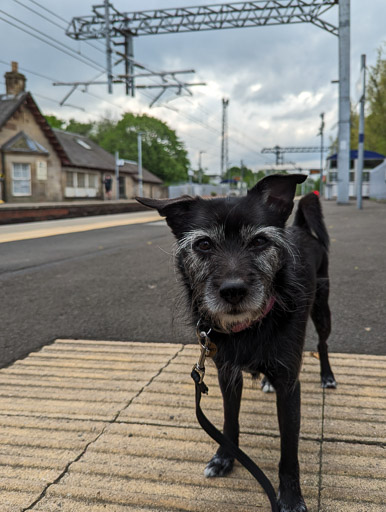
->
0, 200, 148, 225
0, 340, 384, 511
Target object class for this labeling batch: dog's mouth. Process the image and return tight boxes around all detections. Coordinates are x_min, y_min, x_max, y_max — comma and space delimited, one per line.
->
212, 296, 276, 334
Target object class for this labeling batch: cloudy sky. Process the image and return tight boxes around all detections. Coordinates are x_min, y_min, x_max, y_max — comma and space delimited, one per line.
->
1, 0, 385, 175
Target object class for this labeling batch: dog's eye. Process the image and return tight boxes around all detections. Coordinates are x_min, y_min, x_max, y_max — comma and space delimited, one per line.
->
250, 236, 269, 248
195, 239, 212, 253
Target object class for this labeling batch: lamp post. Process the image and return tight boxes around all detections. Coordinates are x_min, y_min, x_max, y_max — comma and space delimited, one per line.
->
319, 113, 325, 195
137, 132, 143, 197
198, 150, 205, 184
357, 54, 366, 210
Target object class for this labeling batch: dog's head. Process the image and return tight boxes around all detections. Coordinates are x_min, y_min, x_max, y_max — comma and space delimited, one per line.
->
137, 174, 306, 333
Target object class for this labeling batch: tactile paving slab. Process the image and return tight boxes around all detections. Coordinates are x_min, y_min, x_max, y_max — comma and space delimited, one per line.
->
0, 340, 384, 511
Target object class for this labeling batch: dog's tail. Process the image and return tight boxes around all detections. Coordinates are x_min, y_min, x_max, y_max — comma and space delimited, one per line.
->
293, 192, 329, 251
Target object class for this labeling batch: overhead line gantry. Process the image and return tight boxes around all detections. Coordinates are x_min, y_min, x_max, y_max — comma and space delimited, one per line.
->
65, 0, 350, 204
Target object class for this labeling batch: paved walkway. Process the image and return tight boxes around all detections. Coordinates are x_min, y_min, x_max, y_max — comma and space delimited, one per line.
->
0, 340, 384, 512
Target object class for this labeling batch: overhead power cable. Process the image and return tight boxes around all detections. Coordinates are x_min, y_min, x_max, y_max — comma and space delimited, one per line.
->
27, 0, 71, 25
0, 10, 105, 73
12, 0, 70, 32
33, 92, 85, 111
0, 58, 57, 83
12, 0, 106, 56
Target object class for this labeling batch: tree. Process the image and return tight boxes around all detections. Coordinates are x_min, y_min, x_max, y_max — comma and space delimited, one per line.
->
365, 46, 386, 155
227, 165, 264, 188
349, 46, 386, 154
66, 118, 93, 136
44, 115, 93, 136
350, 106, 359, 150
92, 113, 189, 184
45, 115, 65, 130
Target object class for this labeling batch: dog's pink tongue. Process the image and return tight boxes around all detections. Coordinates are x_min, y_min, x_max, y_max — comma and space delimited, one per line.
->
230, 297, 276, 333
231, 321, 251, 333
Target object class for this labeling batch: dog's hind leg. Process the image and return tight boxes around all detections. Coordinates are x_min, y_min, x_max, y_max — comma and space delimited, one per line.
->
311, 268, 337, 388
204, 366, 243, 478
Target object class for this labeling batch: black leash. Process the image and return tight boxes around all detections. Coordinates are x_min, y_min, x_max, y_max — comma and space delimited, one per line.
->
191, 327, 279, 512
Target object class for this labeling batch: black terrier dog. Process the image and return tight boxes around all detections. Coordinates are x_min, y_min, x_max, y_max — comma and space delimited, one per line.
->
137, 174, 336, 512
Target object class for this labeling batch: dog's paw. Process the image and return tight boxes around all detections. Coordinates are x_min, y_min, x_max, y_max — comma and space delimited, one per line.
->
277, 497, 307, 512
321, 373, 337, 389
277, 486, 307, 512
204, 454, 234, 477
261, 375, 275, 393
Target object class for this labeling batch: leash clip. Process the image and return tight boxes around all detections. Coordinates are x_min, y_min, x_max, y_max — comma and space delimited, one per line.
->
191, 324, 217, 394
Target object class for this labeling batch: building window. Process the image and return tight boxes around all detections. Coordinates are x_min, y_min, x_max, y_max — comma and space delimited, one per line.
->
329, 159, 337, 169
365, 159, 384, 169
65, 171, 99, 198
66, 172, 74, 187
12, 163, 31, 196
328, 171, 338, 182
76, 138, 91, 150
77, 173, 86, 187
88, 173, 97, 188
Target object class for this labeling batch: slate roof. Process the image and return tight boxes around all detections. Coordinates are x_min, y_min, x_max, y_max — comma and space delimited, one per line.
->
0, 93, 27, 128
120, 161, 163, 184
53, 130, 115, 171
54, 130, 163, 184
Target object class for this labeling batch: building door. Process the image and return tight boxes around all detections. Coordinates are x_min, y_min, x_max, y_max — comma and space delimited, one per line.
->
119, 176, 126, 199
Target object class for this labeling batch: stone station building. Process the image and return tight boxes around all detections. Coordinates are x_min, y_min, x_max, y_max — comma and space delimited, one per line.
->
0, 62, 163, 203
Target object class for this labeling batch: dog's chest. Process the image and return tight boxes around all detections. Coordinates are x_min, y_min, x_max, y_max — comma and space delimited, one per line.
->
213, 329, 275, 374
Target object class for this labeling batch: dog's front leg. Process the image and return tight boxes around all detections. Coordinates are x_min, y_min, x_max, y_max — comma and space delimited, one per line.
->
274, 379, 307, 512
204, 366, 243, 478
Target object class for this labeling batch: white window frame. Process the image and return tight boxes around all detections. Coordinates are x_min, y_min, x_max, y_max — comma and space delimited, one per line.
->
65, 171, 99, 198
12, 163, 31, 196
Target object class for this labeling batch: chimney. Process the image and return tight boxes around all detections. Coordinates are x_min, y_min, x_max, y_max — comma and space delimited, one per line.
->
5, 62, 26, 96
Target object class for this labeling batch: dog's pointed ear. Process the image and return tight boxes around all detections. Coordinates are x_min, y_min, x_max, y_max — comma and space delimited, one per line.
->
136, 195, 199, 237
248, 174, 307, 222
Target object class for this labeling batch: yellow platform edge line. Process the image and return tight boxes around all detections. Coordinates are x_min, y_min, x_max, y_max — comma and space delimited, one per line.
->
0, 214, 162, 244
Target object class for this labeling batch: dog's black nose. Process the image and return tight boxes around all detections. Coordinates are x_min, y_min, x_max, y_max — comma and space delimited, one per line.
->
219, 280, 248, 305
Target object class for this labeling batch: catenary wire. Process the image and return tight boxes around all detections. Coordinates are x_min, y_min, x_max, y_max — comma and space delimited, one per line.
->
0, 10, 105, 72
13, 0, 106, 55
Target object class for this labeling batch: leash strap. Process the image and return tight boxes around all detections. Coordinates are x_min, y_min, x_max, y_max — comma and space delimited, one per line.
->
191, 328, 278, 512
193, 382, 279, 512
